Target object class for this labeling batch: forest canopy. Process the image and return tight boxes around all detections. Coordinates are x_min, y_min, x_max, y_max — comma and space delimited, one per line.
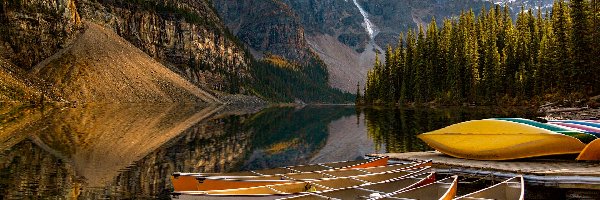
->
361, 0, 600, 106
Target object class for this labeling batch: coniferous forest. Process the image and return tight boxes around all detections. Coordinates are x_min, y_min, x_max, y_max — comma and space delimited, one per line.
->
361, 0, 600, 106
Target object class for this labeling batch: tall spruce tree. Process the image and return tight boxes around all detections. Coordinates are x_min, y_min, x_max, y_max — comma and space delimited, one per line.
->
571, 0, 593, 93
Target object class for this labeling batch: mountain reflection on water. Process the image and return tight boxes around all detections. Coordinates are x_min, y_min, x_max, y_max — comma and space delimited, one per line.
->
0, 105, 537, 198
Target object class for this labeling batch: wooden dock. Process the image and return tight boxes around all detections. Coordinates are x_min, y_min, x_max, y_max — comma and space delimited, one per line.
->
373, 151, 600, 190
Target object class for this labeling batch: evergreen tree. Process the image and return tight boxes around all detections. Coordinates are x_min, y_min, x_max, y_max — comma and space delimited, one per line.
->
404, 30, 417, 102
571, 0, 593, 93
552, 0, 573, 92
356, 81, 362, 105
364, 0, 599, 106
394, 33, 406, 103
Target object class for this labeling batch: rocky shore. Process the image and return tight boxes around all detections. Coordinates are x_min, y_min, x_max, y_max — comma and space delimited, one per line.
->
540, 96, 600, 120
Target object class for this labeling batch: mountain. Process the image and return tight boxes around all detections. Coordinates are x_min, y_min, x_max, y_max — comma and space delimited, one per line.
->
77, 0, 252, 93
1, 0, 250, 102
32, 23, 220, 103
0, 0, 549, 103
212, 0, 495, 92
1, 0, 353, 103
0, 0, 82, 71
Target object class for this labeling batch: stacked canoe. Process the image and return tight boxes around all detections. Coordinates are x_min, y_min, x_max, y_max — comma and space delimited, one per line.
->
418, 118, 600, 160
171, 157, 525, 200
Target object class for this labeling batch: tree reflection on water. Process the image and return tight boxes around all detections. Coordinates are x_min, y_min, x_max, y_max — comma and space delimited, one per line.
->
361, 107, 539, 153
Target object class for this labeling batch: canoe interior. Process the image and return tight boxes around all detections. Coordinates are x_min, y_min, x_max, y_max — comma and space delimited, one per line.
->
390, 176, 458, 200
173, 157, 388, 177
360, 173, 434, 193
183, 167, 432, 196
197, 179, 295, 191
280, 172, 434, 200
216, 162, 419, 181
172, 161, 428, 193
279, 194, 330, 200
455, 176, 524, 200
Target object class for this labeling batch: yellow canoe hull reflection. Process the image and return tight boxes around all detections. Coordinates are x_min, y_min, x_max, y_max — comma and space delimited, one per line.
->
577, 139, 600, 161
418, 120, 586, 160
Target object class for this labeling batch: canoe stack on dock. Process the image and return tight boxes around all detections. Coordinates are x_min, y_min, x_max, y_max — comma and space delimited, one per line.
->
171, 157, 525, 200
418, 118, 600, 161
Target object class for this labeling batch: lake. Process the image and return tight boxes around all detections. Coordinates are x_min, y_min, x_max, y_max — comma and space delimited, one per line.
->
0, 104, 539, 199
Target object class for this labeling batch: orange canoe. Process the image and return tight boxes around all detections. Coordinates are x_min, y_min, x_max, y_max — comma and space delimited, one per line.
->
172, 159, 430, 192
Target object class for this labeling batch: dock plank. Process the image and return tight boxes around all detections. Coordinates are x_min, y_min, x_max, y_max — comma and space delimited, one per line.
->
373, 151, 600, 177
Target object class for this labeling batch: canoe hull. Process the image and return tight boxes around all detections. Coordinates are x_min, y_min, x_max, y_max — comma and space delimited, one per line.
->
418, 120, 586, 160
577, 139, 600, 161
454, 176, 524, 200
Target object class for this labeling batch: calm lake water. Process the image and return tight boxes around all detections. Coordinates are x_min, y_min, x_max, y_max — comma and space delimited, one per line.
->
0, 104, 540, 199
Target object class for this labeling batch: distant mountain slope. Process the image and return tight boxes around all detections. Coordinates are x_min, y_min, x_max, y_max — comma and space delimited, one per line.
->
213, 0, 313, 63
32, 23, 220, 103
212, 0, 496, 93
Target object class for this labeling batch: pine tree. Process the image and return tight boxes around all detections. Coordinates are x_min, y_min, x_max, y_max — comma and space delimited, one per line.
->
383, 45, 394, 103
440, 19, 453, 99
394, 33, 405, 103
552, 0, 574, 92
415, 26, 427, 102
363, 0, 598, 106
355, 82, 362, 105
570, 0, 593, 93
592, 0, 600, 94
590, 0, 600, 95
427, 17, 441, 99
404, 29, 417, 102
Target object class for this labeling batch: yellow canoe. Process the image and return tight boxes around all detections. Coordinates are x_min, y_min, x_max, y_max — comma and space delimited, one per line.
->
418, 119, 586, 160
577, 138, 600, 161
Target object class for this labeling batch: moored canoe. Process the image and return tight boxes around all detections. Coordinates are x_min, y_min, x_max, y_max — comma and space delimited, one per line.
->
495, 118, 598, 143
174, 156, 389, 178
174, 166, 432, 196
418, 119, 586, 160
380, 175, 459, 200
548, 122, 600, 137
172, 160, 430, 192
453, 175, 524, 200
279, 172, 436, 200
577, 138, 600, 161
